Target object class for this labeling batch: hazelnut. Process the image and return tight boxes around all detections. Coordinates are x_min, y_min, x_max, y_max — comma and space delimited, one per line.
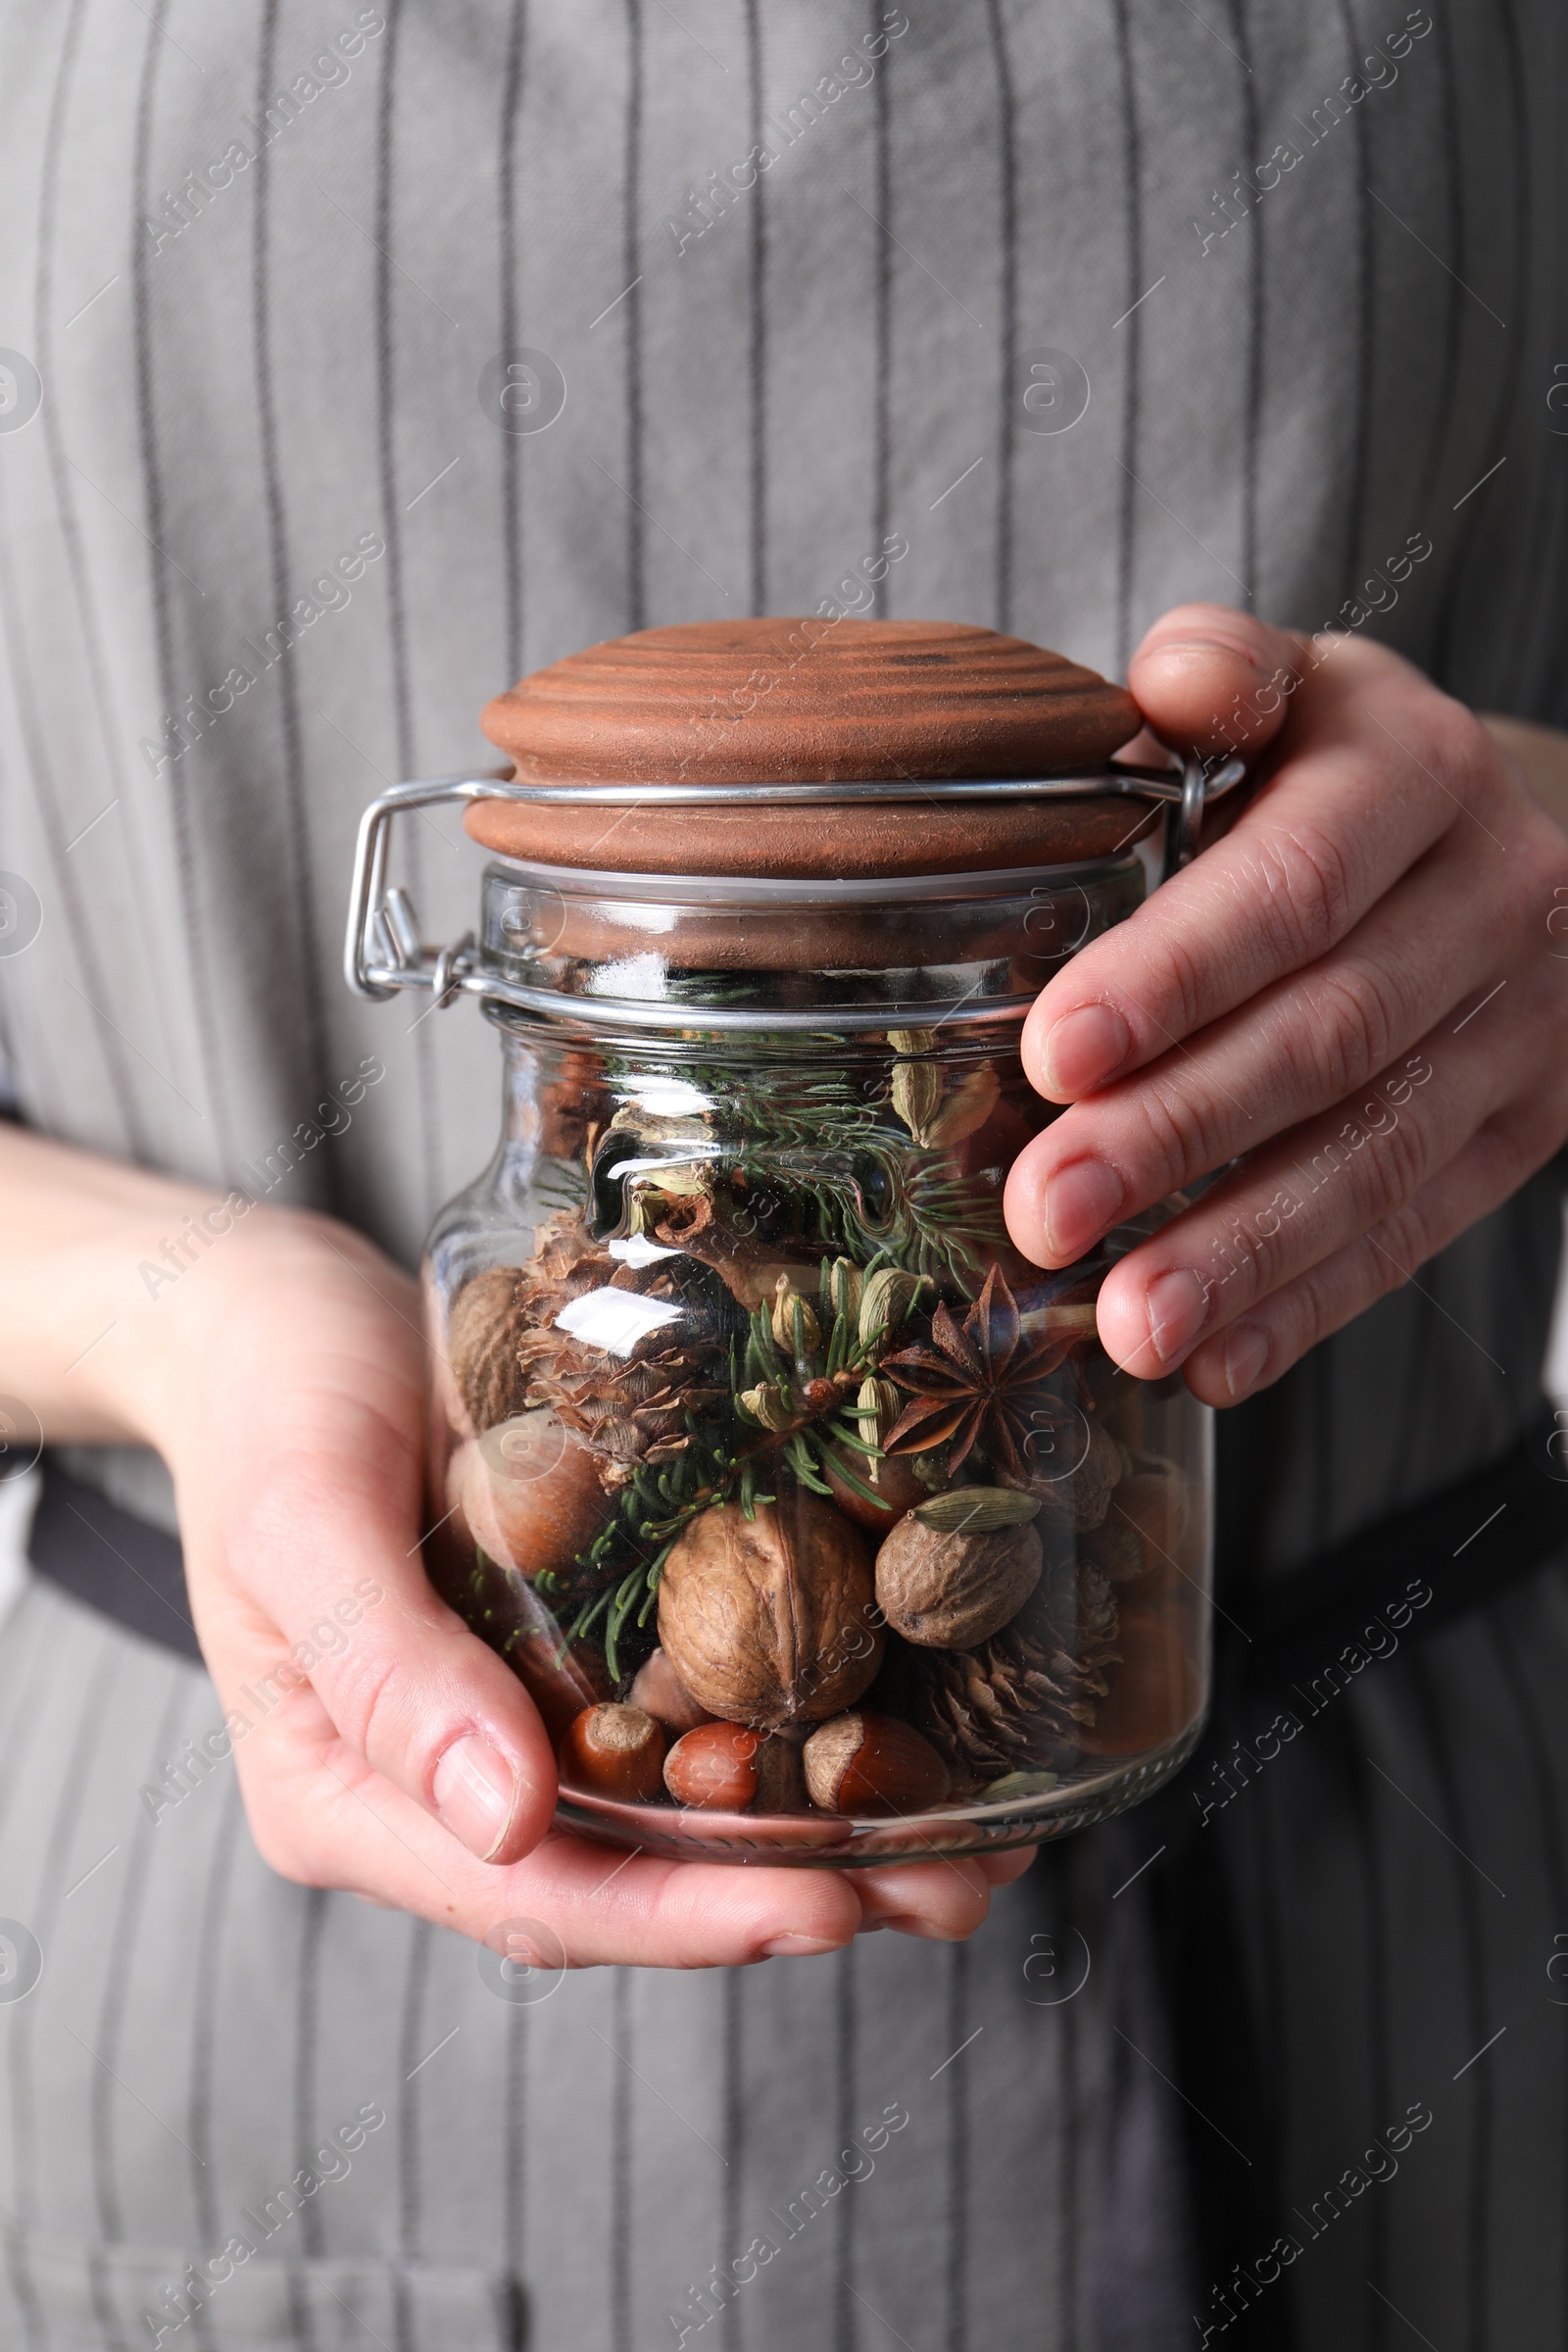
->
663, 1721, 806, 1812
657, 1494, 883, 1729
823, 1446, 928, 1535
448, 1411, 609, 1580
559, 1703, 666, 1802
874, 1512, 1042, 1648
628, 1646, 713, 1737
803, 1712, 951, 1816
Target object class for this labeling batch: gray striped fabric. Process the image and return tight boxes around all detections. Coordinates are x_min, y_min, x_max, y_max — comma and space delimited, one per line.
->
0, 1561, 1193, 2352
0, 2, 1565, 2347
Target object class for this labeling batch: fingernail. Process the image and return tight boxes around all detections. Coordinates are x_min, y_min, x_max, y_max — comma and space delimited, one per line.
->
878, 1916, 967, 1941
1145, 1267, 1209, 1365
755, 1933, 843, 1960
1043, 1159, 1124, 1260
1040, 1004, 1130, 1097
1223, 1323, 1270, 1399
433, 1735, 518, 1862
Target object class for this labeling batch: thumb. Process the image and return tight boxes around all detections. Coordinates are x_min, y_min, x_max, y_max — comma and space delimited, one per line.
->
1128, 602, 1309, 759
194, 1426, 562, 1869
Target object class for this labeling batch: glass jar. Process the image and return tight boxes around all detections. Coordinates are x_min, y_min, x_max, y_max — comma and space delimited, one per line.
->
416, 851, 1213, 1862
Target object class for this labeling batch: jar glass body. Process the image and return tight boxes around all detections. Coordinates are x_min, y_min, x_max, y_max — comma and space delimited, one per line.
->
422, 855, 1212, 1862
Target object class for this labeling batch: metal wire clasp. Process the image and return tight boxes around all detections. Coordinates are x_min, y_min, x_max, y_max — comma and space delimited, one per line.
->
343, 755, 1246, 1006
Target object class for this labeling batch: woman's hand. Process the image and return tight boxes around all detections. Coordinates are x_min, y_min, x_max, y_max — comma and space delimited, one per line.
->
0, 1135, 1026, 1962
1003, 605, 1568, 1404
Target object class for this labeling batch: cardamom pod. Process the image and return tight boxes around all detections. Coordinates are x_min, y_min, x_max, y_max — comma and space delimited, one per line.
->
858, 1267, 927, 1348
912, 1486, 1043, 1533
853, 1375, 900, 1444
738, 1383, 796, 1433
918, 1065, 1002, 1150
769, 1273, 820, 1354
855, 1376, 901, 1488
825, 1257, 863, 1323
887, 1027, 937, 1055
891, 1058, 945, 1144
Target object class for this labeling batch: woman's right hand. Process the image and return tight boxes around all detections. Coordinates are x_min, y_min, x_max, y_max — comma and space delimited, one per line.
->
2, 1131, 1026, 1964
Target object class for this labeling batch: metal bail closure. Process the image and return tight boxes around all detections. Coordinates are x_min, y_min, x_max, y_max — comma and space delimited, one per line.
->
343, 755, 1247, 1015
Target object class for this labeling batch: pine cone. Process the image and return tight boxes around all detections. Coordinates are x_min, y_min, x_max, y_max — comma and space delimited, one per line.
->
509, 1215, 728, 1473
880, 1562, 1120, 1782
449, 1215, 727, 1457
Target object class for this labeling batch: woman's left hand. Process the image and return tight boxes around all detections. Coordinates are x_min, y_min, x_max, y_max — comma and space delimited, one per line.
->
1003, 604, 1568, 1404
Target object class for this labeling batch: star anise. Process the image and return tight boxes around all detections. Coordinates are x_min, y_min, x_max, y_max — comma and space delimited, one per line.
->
880, 1266, 1085, 1481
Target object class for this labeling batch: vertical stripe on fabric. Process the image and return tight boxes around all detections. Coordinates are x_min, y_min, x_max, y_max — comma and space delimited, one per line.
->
370, 0, 439, 1227
394, 1915, 433, 2352
985, 0, 1017, 635
621, 0, 647, 634
831, 1942, 858, 2352
129, 0, 232, 1163
1223, 0, 1261, 606
294, 1887, 329, 2260
1344, 1727, 1392, 2351
1331, 0, 1376, 616
34, 0, 170, 1136
0, 1592, 59, 1848
188, 1771, 244, 2248
1405, 1655, 1492, 2352
611, 1969, 633, 2352
944, 1939, 969, 2352
1431, 0, 1533, 693
1405, 1, 1467, 539
7, 1633, 117, 2345
498, 0, 529, 687
0, 483, 146, 1163
250, 0, 336, 1188
91, 1679, 192, 2249
867, 0, 891, 602
503, 1999, 527, 2308
718, 1968, 744, 2352
1485, 1610, 1568, 2347
1108, 0, 1144, 678
744, 0, 765, 618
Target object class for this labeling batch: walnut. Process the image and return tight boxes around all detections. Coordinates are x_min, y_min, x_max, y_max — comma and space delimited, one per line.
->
657, 1494, 884, 1730
447, 1265, 527, 1433
874, 1513, 1043, 1648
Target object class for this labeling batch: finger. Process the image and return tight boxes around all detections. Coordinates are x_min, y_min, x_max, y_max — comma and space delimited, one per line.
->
1127, 601, 1309, 760
1089, 976, 1545, 1381
1004, 824, 1514, 1267
241, 1715, 867, 1965
1179, 1102, 1555, 1405
1018, 641, 1491, 1104
199, 1400, 560, 1868
853, 1856, 996, 1940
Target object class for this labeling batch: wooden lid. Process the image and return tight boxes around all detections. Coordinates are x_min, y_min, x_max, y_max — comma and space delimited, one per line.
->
470, 619, 1142, 879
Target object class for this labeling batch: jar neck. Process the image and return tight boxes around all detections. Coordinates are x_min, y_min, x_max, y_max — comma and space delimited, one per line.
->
475, 853, 1145, 1037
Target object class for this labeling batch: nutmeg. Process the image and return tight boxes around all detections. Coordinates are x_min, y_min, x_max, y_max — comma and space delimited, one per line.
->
803, 1711, 951, 1816
663, 1720, 806, 1812
628, 1646, 713, 1737
449, 1411, 610, 1581
559, 1703, 666, 1802
657, 1494, 883, 1729
874, 1511, 1043, 1648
